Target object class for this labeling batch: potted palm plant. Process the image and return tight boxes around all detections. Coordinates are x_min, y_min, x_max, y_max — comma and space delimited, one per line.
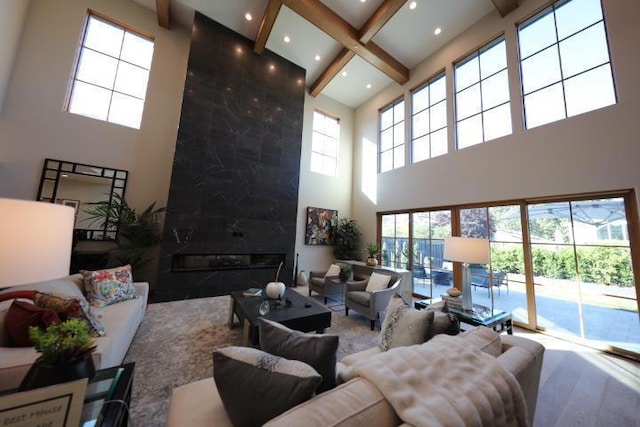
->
365, 243, 379, 266
20, 319, 97, 390
84, 194, 167, 278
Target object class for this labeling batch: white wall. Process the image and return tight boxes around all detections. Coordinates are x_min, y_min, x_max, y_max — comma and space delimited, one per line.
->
0, 0, 190, 213
0, 0, 30, 114
295, 93, 355, 278
352, 0, 640, 243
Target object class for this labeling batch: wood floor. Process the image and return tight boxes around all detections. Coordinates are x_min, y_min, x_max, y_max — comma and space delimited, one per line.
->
514, 328, 640, 427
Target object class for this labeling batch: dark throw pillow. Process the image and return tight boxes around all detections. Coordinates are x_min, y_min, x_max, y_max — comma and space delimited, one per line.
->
213, 346, 321, 427
426, 310, 460, 340
33, 292, 105, 337
259, 317, 339, 393
6, 300, 61, 347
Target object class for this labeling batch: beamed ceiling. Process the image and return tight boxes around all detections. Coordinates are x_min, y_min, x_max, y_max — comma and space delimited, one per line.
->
133, 0, 519, 108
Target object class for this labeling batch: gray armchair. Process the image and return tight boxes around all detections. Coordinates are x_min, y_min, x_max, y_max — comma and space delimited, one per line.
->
308, 270, 345, 304
345, 273, 401, 330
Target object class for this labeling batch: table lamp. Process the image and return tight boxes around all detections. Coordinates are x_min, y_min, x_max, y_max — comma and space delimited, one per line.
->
0, 198, 75, 288
443, 236, 490, 311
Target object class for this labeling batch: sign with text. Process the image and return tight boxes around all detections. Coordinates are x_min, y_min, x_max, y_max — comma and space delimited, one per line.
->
0, 379, 87, 427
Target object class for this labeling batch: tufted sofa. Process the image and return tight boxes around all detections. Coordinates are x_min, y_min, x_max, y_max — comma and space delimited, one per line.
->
166, 329, 545, 426
0, 274, 148, 390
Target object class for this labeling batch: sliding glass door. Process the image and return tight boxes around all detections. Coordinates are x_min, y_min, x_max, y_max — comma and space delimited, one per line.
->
377, 191, 639, 357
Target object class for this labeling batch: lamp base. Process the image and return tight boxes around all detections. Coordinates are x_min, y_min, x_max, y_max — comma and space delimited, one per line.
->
462, 263, 473, 311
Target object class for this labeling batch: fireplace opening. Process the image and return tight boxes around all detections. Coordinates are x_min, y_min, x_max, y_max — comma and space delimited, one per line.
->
171, 253, 286, 272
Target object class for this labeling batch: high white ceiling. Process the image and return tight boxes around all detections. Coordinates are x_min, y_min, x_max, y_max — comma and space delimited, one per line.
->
131, 0, 498, 108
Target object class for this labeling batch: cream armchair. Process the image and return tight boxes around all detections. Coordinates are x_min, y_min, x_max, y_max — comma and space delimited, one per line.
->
345, 273, 401, 330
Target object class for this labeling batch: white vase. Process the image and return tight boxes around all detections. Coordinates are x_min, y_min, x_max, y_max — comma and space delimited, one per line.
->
266, 282, 286, 299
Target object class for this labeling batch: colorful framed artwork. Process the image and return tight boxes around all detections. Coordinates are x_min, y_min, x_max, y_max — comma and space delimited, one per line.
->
305, 207, 337, 245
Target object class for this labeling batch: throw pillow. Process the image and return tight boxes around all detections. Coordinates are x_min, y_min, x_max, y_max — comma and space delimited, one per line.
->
213, 346, 321, 427
33, 292, 105, 337
324, 264, 341, 278
6, 300, 61, 347
259, 318, 339, 393
459, 326, 502, 357
425, 309, 460, 340
378, 295, 433, 351
0, 290, 37, 303
80, 265, 137, 308
365, 272, 391, 292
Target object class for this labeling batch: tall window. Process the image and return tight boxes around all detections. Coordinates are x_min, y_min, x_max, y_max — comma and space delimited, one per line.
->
411, 74, 447, 163
311, 110, 339, 176
379, 98, 405, 172
518, 0, 616, 129
381, 213, 409, 269
455, 37, 512, 149
67, 11, 154, 129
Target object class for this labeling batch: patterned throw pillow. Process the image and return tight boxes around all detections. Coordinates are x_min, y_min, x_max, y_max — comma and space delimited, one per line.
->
213, 346, 321, 427
80, 265, 137, 308
378, 295, 433, 351
33, 292, 105, 337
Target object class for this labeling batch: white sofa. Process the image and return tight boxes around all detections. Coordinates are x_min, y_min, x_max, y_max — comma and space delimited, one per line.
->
167, 330, 545, 426
0, 274, 148, 390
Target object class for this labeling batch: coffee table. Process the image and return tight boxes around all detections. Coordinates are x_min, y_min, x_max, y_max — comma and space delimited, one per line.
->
229, 288, 332, 346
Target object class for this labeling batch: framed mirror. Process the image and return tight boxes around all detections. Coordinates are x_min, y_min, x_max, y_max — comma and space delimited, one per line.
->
36, 158, 128, 241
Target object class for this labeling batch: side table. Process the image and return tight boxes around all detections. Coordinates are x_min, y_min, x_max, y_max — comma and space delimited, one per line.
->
415, 300, 513, 335
82, 362, 135, 427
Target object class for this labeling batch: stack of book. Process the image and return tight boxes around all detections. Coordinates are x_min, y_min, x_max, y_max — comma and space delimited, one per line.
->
242, 288, 262, 297
440, 294, 463, 311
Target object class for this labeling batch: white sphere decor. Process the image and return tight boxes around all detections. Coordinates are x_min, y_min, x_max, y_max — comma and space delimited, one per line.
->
266, 261, 286, 299
266, 282, 286, 299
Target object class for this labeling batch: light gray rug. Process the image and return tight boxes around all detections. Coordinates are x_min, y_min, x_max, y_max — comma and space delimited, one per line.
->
123, 288, 379, 426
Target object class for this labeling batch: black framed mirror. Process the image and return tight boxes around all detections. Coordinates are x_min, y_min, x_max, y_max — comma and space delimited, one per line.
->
36, 158, 128, 241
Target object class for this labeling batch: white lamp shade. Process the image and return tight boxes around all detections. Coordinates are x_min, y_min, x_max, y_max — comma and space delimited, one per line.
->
443, 236, 490, 265
0, 198, 75, 287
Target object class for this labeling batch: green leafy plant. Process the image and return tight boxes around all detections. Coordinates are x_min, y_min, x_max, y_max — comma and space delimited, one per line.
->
338, 263, 353, 282
365, 243, 379, 258
28, 320, 96, 365
332, 218, 361, 260
84, 193, 167, 272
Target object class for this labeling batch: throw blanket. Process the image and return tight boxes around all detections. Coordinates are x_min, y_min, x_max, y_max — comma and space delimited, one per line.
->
340, 335, 528, 427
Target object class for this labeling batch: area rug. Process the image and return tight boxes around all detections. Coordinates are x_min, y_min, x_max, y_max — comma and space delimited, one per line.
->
122, 290, 379, 426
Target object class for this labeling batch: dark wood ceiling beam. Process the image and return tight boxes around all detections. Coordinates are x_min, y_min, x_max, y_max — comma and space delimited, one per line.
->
491, 0, 519, 17
359, 0, 408, 43
254, 0, 283, 54
281, 0, 409, 84
310, 49, 356, 97
156, 0, 171, 29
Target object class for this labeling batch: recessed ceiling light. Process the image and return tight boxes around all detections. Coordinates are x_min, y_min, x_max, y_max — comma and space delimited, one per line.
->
245, 13, 252, 21
283, 35, 290, 43
314, 55, 321, 61
434, 27, 442, 35
360, 0, 366, 3
366, 84, 371, 89
409, 1, 417, 10
341, 71, 347, 77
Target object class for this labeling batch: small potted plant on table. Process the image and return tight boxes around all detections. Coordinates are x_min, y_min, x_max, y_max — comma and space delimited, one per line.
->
20, 319, 97, 390
365, 243, 379, 267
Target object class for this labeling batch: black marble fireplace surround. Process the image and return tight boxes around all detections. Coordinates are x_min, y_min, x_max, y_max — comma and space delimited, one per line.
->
155, 12, 305, 302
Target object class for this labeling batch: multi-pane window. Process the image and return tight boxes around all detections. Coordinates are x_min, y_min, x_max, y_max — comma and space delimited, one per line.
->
455, 37, 512, 149
381, 214, 409, 269
67, 11, 154, 129
411, 74, 447, 163
311, 110, 339, 176
379, 98, 405, 172
518, 0, 616, 129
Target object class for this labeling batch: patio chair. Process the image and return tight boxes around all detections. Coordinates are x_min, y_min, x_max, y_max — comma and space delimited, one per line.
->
470, 268, 508, 296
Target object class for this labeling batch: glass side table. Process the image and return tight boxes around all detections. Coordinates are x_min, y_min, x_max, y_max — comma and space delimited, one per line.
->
81, 362, 135, 427
415, 299, 513, 335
